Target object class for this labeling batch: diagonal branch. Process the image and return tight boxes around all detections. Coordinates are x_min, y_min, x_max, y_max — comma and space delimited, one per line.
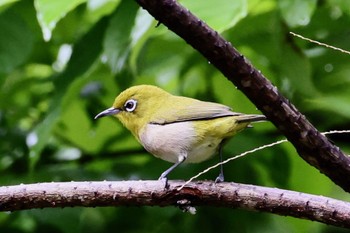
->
0, 181, 350, 228
134, 0, 350, 192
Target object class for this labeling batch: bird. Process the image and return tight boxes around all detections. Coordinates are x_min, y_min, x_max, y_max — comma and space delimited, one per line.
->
95, 85, 266, 186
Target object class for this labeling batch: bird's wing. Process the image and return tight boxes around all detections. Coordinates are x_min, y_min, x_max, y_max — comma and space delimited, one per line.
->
150, 97, 242, 125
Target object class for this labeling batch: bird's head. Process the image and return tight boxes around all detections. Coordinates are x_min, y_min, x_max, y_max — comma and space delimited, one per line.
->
95, 85, 170, 137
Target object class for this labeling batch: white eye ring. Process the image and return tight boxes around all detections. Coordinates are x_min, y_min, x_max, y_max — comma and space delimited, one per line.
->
124, 99, 137, 112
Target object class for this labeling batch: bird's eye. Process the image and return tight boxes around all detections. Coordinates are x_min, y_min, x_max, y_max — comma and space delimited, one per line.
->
124, 99, 137, 112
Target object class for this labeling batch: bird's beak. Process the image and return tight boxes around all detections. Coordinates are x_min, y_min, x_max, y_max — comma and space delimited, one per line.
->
94, 107, 120, 119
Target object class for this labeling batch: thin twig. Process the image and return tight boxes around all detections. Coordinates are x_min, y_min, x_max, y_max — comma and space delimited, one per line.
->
290, 32, 350, 55
180, 130, 350, 190
179, 139, 287, 190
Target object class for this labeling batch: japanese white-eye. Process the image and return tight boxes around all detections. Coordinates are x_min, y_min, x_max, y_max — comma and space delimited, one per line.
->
95, 85, 266, 184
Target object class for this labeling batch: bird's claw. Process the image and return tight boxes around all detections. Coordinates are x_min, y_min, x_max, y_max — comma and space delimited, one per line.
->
215, 173, 224, 183
158, 176, 170, 189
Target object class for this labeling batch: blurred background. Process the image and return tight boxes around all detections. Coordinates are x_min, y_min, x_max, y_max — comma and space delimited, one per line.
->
0, 0, 350, 232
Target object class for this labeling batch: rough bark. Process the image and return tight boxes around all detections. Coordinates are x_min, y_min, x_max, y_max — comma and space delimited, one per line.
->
134, 0, 350, 192
1, 181, 350, 228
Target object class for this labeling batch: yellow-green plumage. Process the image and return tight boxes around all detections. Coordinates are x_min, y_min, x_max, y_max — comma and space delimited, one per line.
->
95, 85, 266, 182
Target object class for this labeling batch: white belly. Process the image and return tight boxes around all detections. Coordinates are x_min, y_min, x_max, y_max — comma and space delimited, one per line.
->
139, 122, 221, 164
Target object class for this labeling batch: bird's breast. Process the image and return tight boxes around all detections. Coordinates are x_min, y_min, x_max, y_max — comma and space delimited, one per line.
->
139, 121, 221, 164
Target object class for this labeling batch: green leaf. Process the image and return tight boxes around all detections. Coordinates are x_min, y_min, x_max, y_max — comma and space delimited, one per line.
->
279, 0, 317, 27
0, 0, 18, 6
0, 10, 33, 74
136, 33, 192, 88
181, 0, 247, 32
87, 0, 120, 13
28, 105, 61, 169
129, 8, 155, 73
327, 0, 350, 15
34, 0, 86, 41
86, 0, 121, 20
262, 147, 291, 187
279, 44, 318, 96
0, 0, 19, 13
307, 95, 350, 119
213, 75, 258, 113
29, 17, 108, 169
103, 0, 139, 73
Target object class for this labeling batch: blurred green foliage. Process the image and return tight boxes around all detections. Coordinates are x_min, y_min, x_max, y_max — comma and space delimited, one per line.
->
0, 0, 350, 232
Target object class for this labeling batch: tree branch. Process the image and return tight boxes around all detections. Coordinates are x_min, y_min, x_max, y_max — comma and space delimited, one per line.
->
134, 0, 350, 192
0, 181, 349, 228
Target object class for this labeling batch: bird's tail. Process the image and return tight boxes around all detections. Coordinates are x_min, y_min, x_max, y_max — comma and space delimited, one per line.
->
236, 114, 267, 124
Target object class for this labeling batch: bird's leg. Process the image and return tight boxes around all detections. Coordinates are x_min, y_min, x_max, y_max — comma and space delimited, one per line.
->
215, 143, 225, 183
159, 155, 186, 188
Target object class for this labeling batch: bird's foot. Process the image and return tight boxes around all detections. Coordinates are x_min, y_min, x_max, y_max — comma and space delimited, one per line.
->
158, 175, 170, 189
215, 173, 224, 183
